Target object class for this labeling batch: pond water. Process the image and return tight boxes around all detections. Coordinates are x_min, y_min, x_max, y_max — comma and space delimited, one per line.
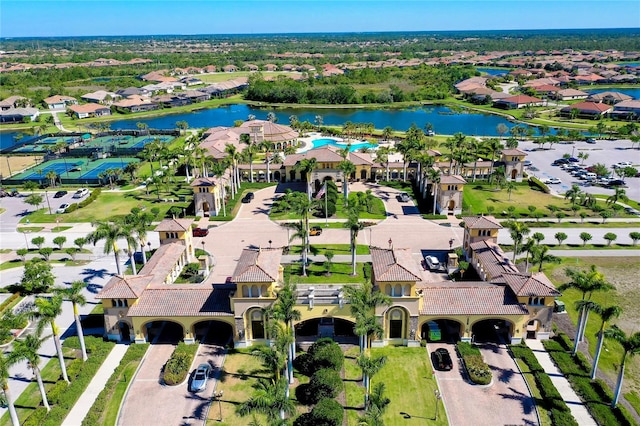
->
0, 103, 544, 151
476, 67, 509, 76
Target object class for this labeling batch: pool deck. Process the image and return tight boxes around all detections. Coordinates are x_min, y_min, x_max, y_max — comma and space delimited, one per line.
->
297, 132, 391, 153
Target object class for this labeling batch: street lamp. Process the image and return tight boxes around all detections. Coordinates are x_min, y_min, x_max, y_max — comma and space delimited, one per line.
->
214, 390, 224, 421
434, 389, 442, 421
268, 239, 272, 249
449, 238, 455, 251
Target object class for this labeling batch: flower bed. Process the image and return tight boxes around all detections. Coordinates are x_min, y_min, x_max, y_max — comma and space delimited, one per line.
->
456, 342, 492, 385
162, 342, 199, 385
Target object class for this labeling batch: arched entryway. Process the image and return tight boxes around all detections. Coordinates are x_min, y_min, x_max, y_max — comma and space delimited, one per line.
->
118, 321, 132, 343
471, 318, 513, 344
360, 169, 367, 180
448, 200, 455, 211
273, 170, 281, 181
192, 320, 233, 345
385, 307, 409, 340
142, 320, 184, 344
511, 169, 518, 180
294, 317, 357, 343
246, 308, 267, 341
421, 319, 463, 343
202, 201, 210, 217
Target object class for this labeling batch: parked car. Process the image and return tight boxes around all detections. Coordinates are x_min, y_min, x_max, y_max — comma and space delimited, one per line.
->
56, 203, 70, 214
608, 179, 626, 187
241, 192, 255, 203
72, 188, 89, 198
309, 226, 323, 236
53, 190, 68, 198
192, 228, 209, 237
189, 363, 210, 392
547, 178, 562, 184
624, 208, 640, 216
425, 255, 440, 270
613, 162, 632, 169
431, 348, 453, 371
568, 157, 579, 163
523, 160, 532, 167
586, 138, 596, 144
398, 192, 411, 202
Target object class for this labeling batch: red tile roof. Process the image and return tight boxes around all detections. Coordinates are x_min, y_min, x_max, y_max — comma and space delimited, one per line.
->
370, 247, 423, 282
127, 288, 233, 317
440, 175, 467, 185
462, 216, 502, 229
502, 272, 561, 297
231, 248, 282, 283
470, 240, 519, 279
420, 285, 528, 316
155, 218, 193, 232
97, 275, 154, 299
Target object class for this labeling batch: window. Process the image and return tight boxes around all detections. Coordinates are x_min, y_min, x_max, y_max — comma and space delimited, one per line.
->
528, 296, 545, 305
389, 309, 403, 339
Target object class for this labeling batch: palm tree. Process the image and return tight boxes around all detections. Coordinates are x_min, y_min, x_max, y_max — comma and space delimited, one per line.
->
259, 140, 273, 183
382, 126, 394, 141
237, 378, 296, 422
55, 281, 89, 361
125, 210, 154, 265
290, 195, 314, 276
485, 138, 503, 182
343, 282, 391, 353
31, 294, 70, 383
530, 245, 560, 272
339, 160, 356, 203
590, 303, 622, 380
294, 158, 318, 201
607, 187, 627, 206
604, 326, 640, 408
11, 332, 50, 411
375, 146, 394, 181
45, 170, 58, 188
272, 282, 301, 383
505, 220, 530, 262
357, 354, 387, 408
520, 238, 536, 272
86, 220, 130, 276
428, 168, 441, 215
559, 265, 614, 354
345, 206, 364, 275
242, 136, 260, 183
0, 352, 20, 426
564, 184, 582, 205
394, 139, 413, 182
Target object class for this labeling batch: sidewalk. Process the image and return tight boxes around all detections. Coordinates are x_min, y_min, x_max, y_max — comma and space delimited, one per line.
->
526, 339, 597, 426
63, 343, 129, 426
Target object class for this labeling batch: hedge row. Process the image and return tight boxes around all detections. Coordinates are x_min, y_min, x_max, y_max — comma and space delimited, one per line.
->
529, 176, 551, 194
543, 333, 636, 426
456, 342, 492, 385
82, 343, 149, 426
66, 189, 101, 213
163, 342, 198, 385
0, 293, 21, 313
22, 336, 115, 426
510, 344, 578, 426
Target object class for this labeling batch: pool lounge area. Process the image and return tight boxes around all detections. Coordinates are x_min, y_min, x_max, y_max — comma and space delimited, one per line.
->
298, 133, 378, 152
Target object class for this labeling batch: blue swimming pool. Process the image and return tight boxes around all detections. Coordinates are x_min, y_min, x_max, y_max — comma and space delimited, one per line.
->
312, 138, 377, 151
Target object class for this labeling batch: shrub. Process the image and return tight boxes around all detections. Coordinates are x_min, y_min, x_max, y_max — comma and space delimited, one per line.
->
308, 369, 343, 403
65, 203, 78, 213
0, 293, 21, 313
311, 398, 344, 425
307, 338, 344, 372
163, 342, 198, 385
457, 342, 492, 385
529, 176, 550, 193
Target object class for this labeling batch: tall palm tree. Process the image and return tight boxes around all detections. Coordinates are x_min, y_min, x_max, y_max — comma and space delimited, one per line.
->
56, 281, 89, 361
0, 352, 20, 426
394, 138, 414, 182
564, 184, 582, 205
604, 326, 640, 408
125, 210, 154, 265
294, 158, 318, 201
468, 138, 484, 182
607, 187, 627, 206
485, 138, 503, 182
382, 126, 394, 141
559, 265, 614, 354
530, 245, 560, 272
375, 146, 393, 181
590, 303, 622, 380
86, 219, 130, 276
224, 143, 241, 196
343, 282, 391, 353
427, 168, 441, 215
357, 354, 387, 408
290, 195, 314, 276
272, 282, 301, 383
11, 332, 50, 411
259, 140, 273, 183
339, 160, 356, 203
237, 378, 296, 422
242, 135, 259, 183
31, 294, 69, 383
505, 220, 530, 262
345, 206, 364, 275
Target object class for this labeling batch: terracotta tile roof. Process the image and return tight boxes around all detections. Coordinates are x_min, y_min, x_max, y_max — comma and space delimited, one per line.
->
97, 275, 154, 299
190, 177, 219, 187
420, 285, 528, 315
231, 248, 282, 283
370, 247, 423, 282
502, 272, 561, 297
155, 218, 193, 232
502, 148, 527, 156
43, 95, 76, 104
501, 95, 543, 104
562, 102, 612, 114
238, 120, 299, 142
283, 146, 373, 166
68, 104, 110, 114
556, 88, 588, 97
139, 243, 187, 282
462, 216, 502, 229
440, 175, 466, 184
127, 287, 233, 317
470, 240, 519, 278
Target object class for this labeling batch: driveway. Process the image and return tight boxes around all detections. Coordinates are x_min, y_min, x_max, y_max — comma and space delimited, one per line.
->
118, 327, 226, 426
429, 342, 538, 426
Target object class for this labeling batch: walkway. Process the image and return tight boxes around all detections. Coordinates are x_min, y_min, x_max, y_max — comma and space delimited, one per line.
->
64, 343, 129, 425
526, 339, 597, 426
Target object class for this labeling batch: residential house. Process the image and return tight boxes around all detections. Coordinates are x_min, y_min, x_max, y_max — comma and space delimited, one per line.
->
222, 65, 238, 72
81, 90, 120, 105
112, 96, 158, 113
493, 95, 544, 109
0, 95, 27, 110
68, 103, 112, 119
553, 88, 589, 101
612, 100, 640, 120
586, 91, 633, 105
560, 101, 612, 118
0, 107, 39, 123
43, 95, 77, 110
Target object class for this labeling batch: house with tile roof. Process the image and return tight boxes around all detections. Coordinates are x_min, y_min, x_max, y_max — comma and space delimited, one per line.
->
500, 148, 528, 182
43, 95, 77, 110
560, 101, 613, 119
0, 95, 27, 111
493, 95, 544, 109
283, 146, 375, 184
436, 175, 466, 215
68, 103, 112, 119
191, 177, 225, 217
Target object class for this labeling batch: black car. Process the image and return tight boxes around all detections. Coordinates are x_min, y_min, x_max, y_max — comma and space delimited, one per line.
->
242, 192, 255, 203
607, 179, 626, 187
552, 159, 569, 166
431, 348, 453, 371
53, 190, 68, 198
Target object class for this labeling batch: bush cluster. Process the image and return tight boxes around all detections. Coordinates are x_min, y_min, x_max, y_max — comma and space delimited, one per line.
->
22, 336, 115, 426
163, 342, 198, 385
82, 344, 149, 426
0, 293, 21, 313
456, 342, 492, 385
294, 397, 344, 426
542, 333, 636, 426
510, 344, 578, 425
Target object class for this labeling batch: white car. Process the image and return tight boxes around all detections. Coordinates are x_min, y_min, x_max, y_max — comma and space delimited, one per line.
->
56, 203, 70, 214
613, 162, 632, 169
72, 188, 89, 198
547, 178, 562, 184
425, 256, 440, 270
398, 192, 411, 202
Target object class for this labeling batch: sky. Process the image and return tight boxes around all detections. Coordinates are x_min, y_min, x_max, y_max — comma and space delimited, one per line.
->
1, 0, 639, 38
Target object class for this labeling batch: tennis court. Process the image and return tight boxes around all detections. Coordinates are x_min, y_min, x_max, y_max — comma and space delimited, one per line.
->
79, 159, 138, 179
132, 135, 174, 148
21, 161, 84, 180
36, 136, 80, 145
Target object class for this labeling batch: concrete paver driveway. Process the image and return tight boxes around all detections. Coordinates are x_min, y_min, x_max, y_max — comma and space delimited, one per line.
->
429, 342, 538, 426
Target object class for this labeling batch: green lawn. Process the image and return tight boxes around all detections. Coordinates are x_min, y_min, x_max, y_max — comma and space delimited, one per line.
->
285, 262, 369, 284
344, 347, 366, 425
543, 257, 640, 402
270, 191, 386, 221
514, 358, 552, 426
287, 244, 370, 256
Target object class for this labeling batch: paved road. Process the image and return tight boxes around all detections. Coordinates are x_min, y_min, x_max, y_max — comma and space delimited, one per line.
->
429, 342, 538, 426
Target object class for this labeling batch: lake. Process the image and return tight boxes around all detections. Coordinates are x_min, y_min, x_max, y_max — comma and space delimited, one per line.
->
1, 104, 537, 150
476, 67, 509, 76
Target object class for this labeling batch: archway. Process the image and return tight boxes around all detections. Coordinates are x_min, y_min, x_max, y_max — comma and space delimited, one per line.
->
471, 318, 513, 344
360, 169, 367, 180
385, 307, 409, 340
142, 320, 184, 344
448, 200, 455, 212
295, 317, 357, 343
246, 308, 267, 341
273, 171, 281, 181
421, 319, 463, 343
202, 201, 210, 217
511, 169, 518, 180
192, 320, 233, 345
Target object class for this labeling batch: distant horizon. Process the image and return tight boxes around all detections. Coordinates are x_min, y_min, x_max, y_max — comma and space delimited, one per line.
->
2, 27, 640, 40
1, 1, 639, 38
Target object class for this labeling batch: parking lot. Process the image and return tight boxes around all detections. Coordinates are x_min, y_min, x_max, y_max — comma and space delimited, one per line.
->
518, 138, 639, 201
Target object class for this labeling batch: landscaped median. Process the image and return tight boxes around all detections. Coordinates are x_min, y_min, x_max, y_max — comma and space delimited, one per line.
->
456, 342, 492, 385
162, 342, 199, 385
543, 333, 636, 426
